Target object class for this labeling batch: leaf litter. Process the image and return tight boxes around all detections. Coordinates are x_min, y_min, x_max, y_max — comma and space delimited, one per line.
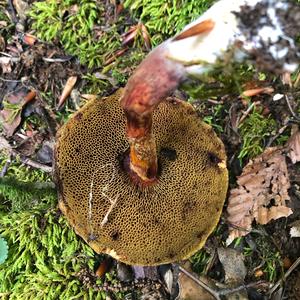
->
227, 145, 293, 245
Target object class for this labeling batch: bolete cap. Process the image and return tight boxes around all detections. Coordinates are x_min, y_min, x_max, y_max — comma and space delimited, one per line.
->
54, 89, 228, 265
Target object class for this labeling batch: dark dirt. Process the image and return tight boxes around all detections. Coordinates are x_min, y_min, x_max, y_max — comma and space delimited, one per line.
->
236, 0, 300, 74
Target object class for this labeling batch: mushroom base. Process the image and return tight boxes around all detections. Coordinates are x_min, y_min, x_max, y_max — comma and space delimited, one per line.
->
54, 89, 228, 266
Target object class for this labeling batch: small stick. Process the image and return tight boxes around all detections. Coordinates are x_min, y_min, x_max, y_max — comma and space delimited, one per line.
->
207, 99, 224, 105
265, 124, 289, 148
268, 256, 300, 296
285, 94, 299, 120
0, 77, 22, 83
178, 266, 221, 300
19, 156, 52, 173
218, 281, 268, 296
42, 57, 73, 63
0, 136, 52, 173
236, 101, 260, 127
179, 265, 269, 299
7, 0, 18, 24
0, 154, 12, 177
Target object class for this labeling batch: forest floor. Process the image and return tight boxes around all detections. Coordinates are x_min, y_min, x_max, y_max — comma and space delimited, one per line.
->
0, 1, 300, 300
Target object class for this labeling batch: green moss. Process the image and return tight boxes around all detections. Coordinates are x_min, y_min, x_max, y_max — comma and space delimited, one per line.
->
29, 0, 148, 95
242, 234, 283, 282
0, 177, 56, 212
29, 0, 122, 69
184, 63, 257, 100
0, 208, 104, 299
0, 151, 125, 299
238, 108, 277, 162
124, 0, 216, 44
190, 249, 211, 275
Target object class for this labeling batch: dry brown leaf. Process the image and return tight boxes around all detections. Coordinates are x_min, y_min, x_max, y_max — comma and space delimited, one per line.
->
81, 94, 98, 101
290, 220, 300, 238
178, 272, 215, 300
286, 125, 300, 164
13, 0, 29, 21
241, 86, 274, 97
227, 147, 293, 245
23, 34, 37, 46
57, 76, 77, 110
217, 248, 246, 284
0, 57, 12, 73
0, 89, 36, 137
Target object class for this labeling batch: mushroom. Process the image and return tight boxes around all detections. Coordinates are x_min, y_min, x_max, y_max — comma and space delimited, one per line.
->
54, 0, 300, 266
54, 89, 228, 265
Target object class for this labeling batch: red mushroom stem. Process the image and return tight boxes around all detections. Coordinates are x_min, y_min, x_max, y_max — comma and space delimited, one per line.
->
120, 45, 186, 186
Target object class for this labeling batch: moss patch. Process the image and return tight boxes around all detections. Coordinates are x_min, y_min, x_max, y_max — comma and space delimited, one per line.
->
124, 0, 216, 44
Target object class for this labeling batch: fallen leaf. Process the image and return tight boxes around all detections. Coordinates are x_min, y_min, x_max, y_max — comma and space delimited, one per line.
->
0, 56, 12, 73
13, 0, 29, 22
227, 147, 293, 245
23, 34, 37, 46
0, 21, 8, 27
57, 76, 77, 110
159, 264, 173, 294
178, 272, 215, 300
36, 141, 54, 165
286, 125, 300, 164
241, 86, 274, 97
0, 136, 12, 153
94, 72, 118, 87
281, 72, 292, 87
116, 262, 134, 282
282, 257, 292, 269
132, 266, 145, 279
0, 89, 36, 137
81, 94, 98, 101
217, 248, 246, 284
290, 220, 300, 238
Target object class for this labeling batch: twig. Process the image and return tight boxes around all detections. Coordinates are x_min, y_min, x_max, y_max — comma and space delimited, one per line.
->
268, 256, 300, 296
19, 156, 52, 173
0, 136, 52, 173
42, 57, 73, 63
207, 99, 224, 105
285, 94, 300, 120
218, 281, 268, 296
179, 265, 269, 299
7, 0, 18, 24
0, 154, 12, 177
236, 101, 260, 127
265, 124, 289, 147
0, 77, 22, 83
178, 266, 222, 300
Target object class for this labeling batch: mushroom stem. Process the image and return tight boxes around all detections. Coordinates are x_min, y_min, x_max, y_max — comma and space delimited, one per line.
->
125, 112, 157, 184
120, 45, 185, 186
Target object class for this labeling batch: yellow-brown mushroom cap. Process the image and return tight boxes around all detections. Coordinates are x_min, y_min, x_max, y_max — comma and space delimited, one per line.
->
54, 89, 228, 266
